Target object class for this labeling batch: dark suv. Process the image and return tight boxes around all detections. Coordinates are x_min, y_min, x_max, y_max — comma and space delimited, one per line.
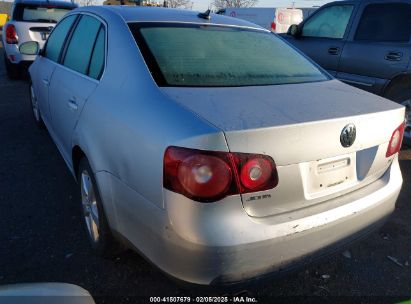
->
282, 0, 410, 144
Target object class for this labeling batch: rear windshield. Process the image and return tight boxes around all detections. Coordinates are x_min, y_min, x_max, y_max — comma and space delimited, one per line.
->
129, 23, 329, 87
13, 4, 72, 23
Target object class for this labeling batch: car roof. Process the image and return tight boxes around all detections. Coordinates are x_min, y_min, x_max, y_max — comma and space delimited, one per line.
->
78, 6, 269, 30
13, 0, 78, 8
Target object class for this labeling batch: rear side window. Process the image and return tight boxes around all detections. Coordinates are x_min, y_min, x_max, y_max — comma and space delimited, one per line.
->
44, 14, 77, 62
12, 4, 72, 23
63, 15, 101, 75
129, 23, 328, 87
355, 3, 411, 42
302, 5, 353, 39
88, 27, 105, 80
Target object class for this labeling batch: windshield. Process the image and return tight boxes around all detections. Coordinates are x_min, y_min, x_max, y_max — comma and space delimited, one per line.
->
129, 23, 329, 87
13, 4, 72, 23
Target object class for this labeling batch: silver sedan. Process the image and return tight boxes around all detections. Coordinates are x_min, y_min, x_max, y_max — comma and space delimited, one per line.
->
22, 6, 405, 285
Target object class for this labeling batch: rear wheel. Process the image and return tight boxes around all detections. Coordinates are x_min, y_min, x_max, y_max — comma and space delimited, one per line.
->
78, 157, 122, 257
4, 54, 20, 80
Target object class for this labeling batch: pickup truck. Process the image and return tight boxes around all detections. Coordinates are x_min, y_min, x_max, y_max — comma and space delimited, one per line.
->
282, 0, 411, 145
2, 0, 77, 79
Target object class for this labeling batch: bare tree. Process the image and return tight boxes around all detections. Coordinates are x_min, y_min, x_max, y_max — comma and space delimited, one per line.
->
212, 0, 257, 10
165, 0, 191, 8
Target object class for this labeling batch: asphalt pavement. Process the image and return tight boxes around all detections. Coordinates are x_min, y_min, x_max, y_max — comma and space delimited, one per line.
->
1, 45, 411, 303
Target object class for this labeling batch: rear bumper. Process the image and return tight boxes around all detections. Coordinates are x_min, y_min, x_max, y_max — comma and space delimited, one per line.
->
104, 157, 402, 286
157, 158, 402, 285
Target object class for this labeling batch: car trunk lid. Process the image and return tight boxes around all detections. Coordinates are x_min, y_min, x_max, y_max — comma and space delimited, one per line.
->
161, 80, 405, 217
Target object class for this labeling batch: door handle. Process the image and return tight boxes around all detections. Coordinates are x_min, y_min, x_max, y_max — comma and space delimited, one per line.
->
67, 98, 78, 111
385, 52, 403, 61
42, 78, 50, 86
328, 47, 340, 55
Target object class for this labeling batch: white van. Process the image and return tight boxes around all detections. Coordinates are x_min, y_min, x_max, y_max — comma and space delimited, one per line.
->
221, 7, 303, 33
299, 7, 319, 20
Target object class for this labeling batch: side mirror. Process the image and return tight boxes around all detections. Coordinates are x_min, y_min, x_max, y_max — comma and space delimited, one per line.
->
287, 24, 301, 38
19, 41, 40, 56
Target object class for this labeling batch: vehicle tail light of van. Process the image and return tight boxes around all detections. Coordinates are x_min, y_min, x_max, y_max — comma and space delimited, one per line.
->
271, 22, 276, 32
386, 122, 405, 158
6, 24, 18, 44
164, 146, 278, 202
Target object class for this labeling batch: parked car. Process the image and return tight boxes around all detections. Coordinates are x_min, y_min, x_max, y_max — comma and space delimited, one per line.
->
22, 6, 405, 285
217, 7, 303, 33
2, 0, 77, 79
282, 0, 411, 145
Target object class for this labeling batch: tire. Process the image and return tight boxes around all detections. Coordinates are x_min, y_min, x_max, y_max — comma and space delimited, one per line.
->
4, 54, 20, 80
385, 81, 411, 147
29, 83, 45, 129
77, 157, 121, 257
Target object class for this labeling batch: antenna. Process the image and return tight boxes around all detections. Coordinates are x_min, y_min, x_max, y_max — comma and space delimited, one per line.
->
198, 9, 211, 20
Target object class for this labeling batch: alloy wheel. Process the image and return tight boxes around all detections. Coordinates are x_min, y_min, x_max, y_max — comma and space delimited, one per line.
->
80, 171, 100, 243
30, 85, 40, 122
402, 99, 411, 144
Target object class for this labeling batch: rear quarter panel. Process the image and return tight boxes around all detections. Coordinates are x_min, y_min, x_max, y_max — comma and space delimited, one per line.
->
72, 12, 227, 211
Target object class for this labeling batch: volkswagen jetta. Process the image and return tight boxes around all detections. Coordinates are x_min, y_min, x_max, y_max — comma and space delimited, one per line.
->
22, 6, 405, 285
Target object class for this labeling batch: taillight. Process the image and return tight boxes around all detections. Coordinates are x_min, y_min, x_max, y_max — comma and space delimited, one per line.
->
164, 146, 278, 202
6, 24, 18, 44
237, 155, 277, 192
386, 122, 405, 157
177, 154, 232, 199
271, 22, 276, 32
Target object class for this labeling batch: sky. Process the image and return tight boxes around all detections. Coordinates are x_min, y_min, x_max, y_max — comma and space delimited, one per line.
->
0, 0, 336, 15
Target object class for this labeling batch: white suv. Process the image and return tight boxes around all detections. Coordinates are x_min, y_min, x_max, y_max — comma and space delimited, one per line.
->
2, 0, 77, 79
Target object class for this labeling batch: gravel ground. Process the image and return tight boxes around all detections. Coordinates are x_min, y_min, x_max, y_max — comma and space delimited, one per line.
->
1, 45, 411, 303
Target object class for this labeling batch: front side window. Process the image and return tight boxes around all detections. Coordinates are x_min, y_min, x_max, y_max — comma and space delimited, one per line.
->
44, 14, 77, 62
13, 4, 72, 23
355, 3, 411, 42
63, 15, 101, 75
129, 23, 328, 87
302, 5, 353, 39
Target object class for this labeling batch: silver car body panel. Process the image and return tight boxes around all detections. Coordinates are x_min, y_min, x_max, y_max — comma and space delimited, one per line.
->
28, 6, 405, 285
96, 157, 401, 284
162, 80, 404, 217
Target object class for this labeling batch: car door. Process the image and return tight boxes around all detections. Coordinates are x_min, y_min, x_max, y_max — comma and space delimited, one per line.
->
337, 1, 411, 95
34, 14, 77, 127
48, 14, 105, 163
283, 3, 356, 76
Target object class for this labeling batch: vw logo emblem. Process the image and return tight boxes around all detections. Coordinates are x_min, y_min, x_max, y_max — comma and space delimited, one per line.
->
340, 124, 356, 148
